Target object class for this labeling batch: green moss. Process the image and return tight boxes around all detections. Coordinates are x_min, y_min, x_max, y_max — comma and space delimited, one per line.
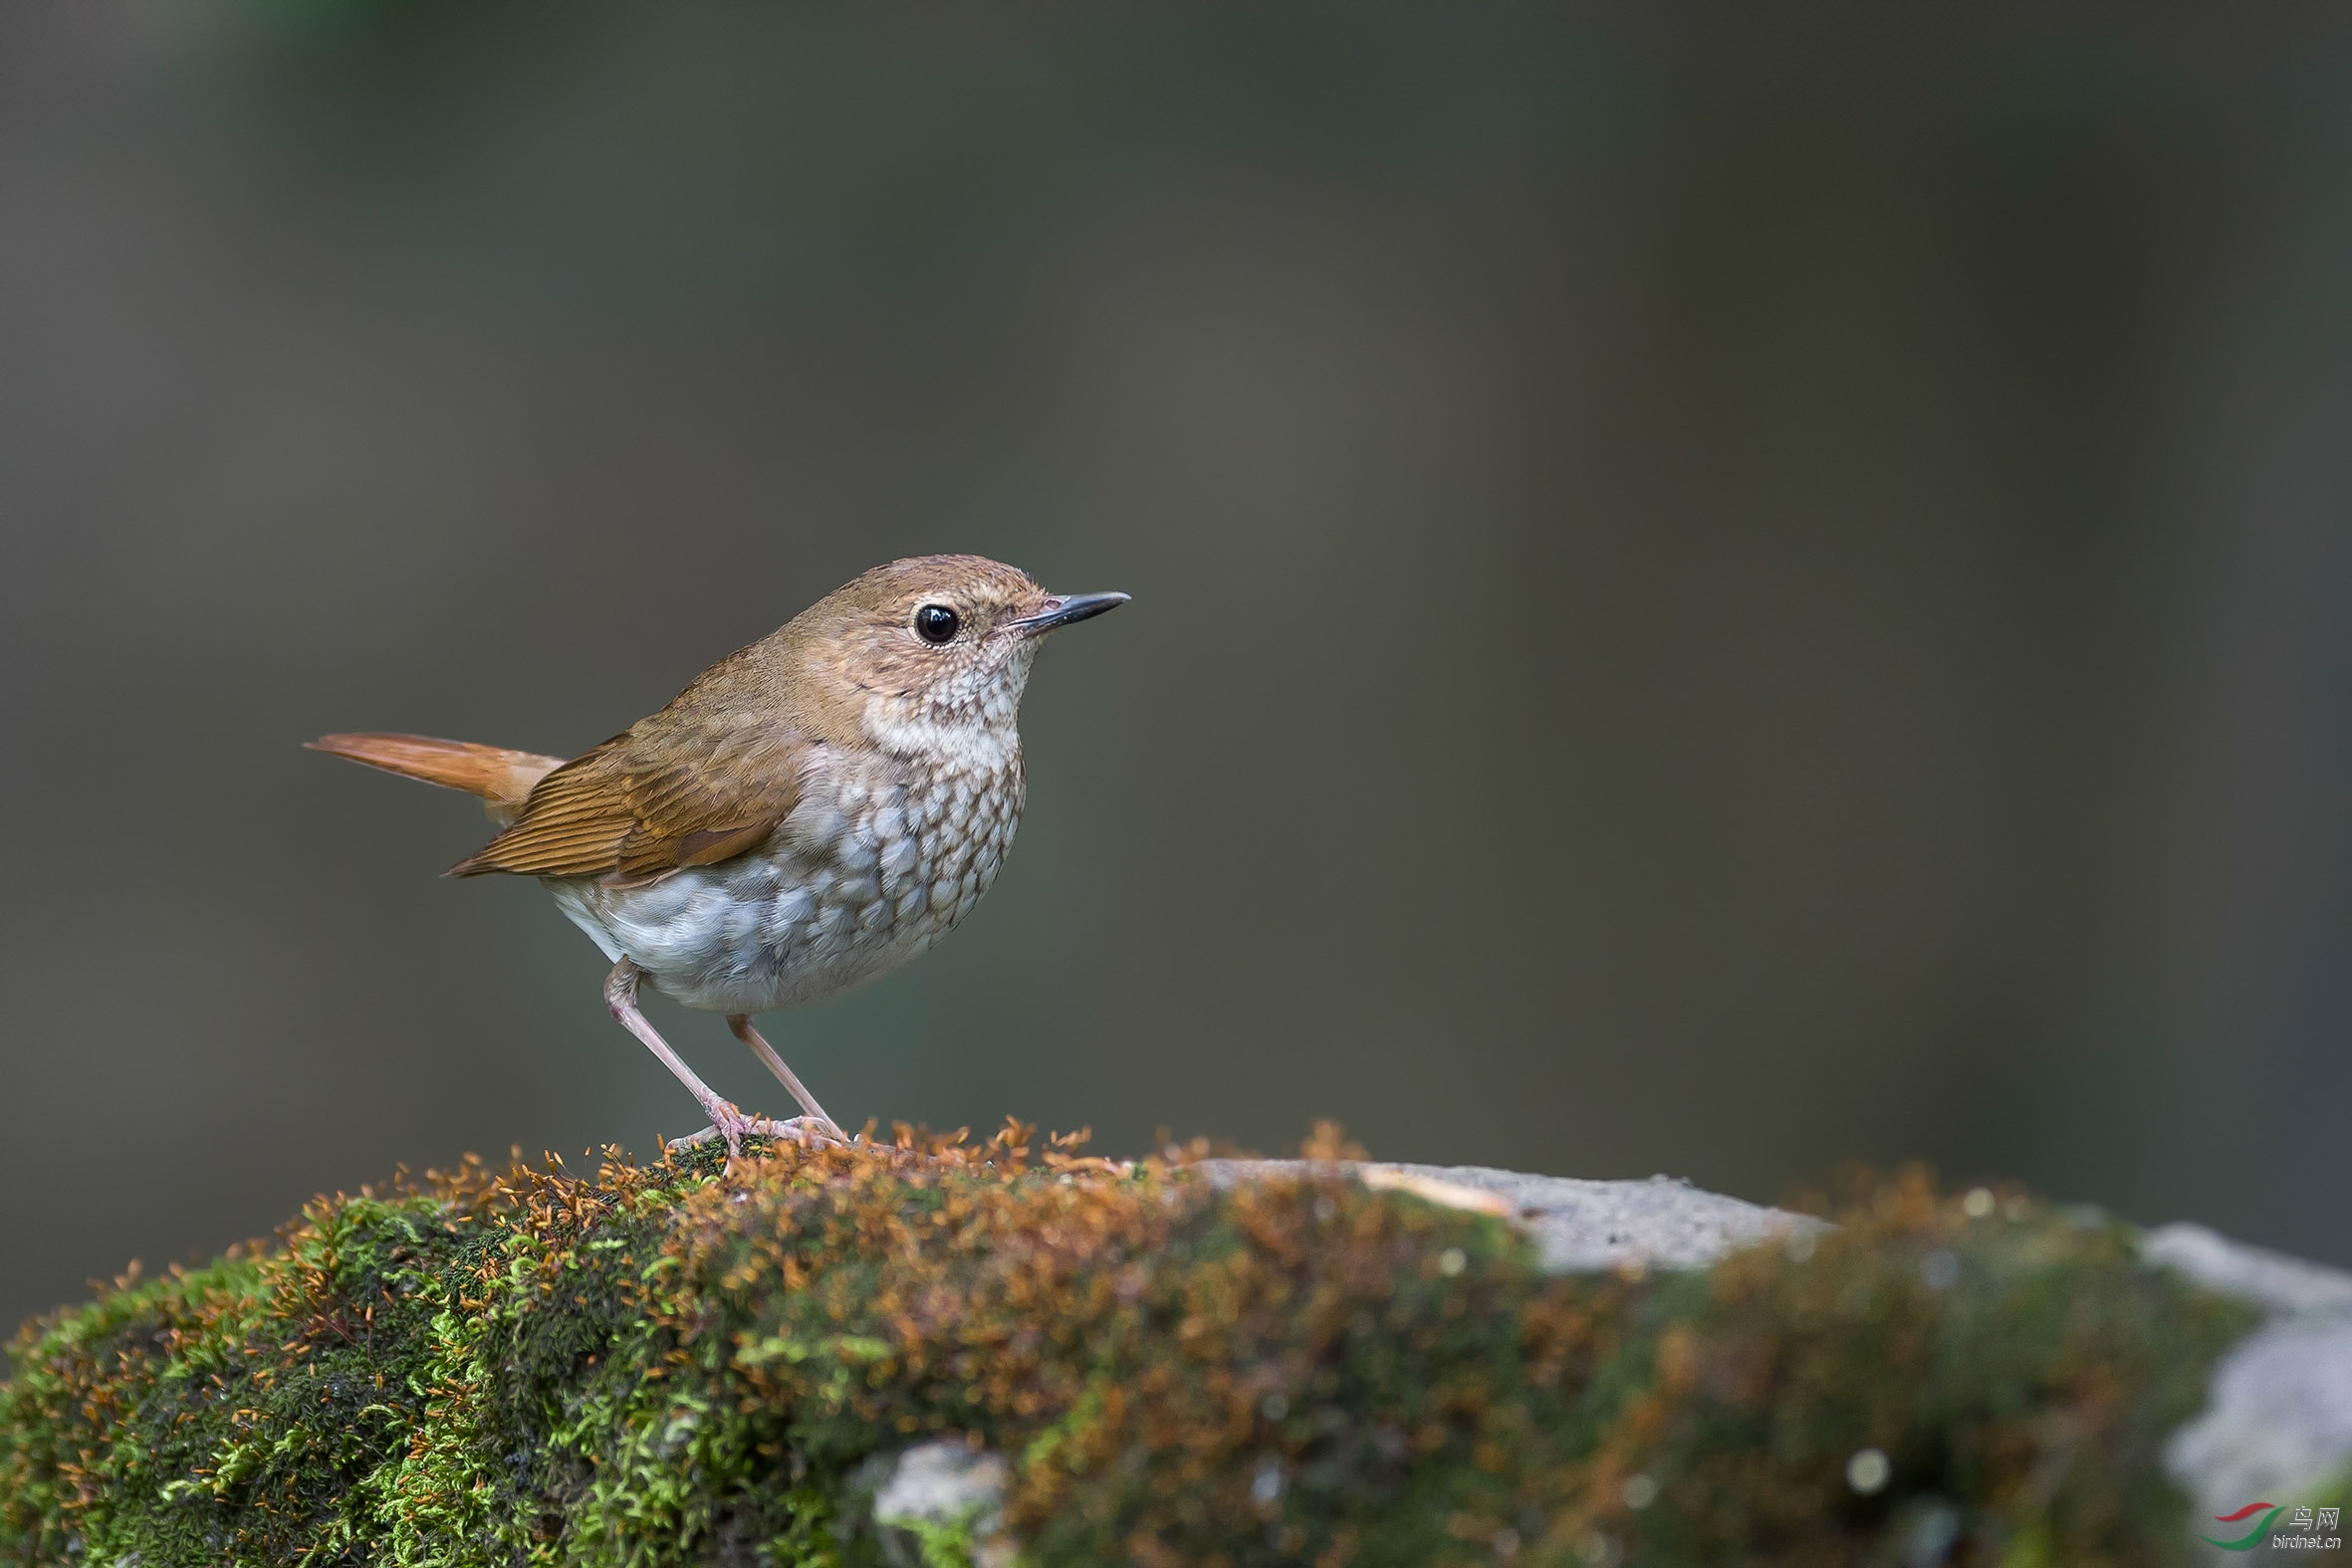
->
1, 1138, 2252, 1567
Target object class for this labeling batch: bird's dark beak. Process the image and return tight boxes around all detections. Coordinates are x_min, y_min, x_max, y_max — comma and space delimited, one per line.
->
1009, 591, 1129, 635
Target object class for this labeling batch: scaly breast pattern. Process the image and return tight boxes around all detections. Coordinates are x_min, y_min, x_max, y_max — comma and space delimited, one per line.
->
550, 745, 1027, 1014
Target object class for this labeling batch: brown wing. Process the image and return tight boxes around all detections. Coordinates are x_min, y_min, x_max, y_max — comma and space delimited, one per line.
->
447, 721, 808, 888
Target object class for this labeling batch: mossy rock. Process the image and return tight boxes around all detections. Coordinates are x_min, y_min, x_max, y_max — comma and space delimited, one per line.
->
0, 1127, 2256, 1566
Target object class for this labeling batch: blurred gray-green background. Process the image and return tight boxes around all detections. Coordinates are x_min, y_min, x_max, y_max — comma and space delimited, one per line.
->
6, 1, 2352, 1334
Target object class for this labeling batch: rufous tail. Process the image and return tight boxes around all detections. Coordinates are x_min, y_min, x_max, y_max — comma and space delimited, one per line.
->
306, 732, 565, 824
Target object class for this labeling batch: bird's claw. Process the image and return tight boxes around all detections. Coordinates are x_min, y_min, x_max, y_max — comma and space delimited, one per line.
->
668, 1110, 850, 1157
759, 1114, 852, 1149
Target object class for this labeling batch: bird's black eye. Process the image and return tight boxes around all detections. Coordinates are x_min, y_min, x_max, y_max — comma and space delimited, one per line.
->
913, 603, 961, 644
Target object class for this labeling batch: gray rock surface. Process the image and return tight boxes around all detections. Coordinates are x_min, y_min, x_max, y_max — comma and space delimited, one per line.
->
2147, 1226, 2352, 1559
2144, 1222, 2352, 1316
1192, 1159, 1821, 1273
870, 1441, 1014, 1568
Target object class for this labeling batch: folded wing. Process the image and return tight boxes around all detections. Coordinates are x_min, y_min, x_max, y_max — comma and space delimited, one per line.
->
446, 721, 808, 888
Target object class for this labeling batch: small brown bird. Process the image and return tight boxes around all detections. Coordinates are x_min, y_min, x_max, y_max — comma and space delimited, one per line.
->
310, 556, 1126, 1153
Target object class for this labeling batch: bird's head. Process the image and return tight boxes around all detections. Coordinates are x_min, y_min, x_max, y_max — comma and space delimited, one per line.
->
782, 555, 1126, 761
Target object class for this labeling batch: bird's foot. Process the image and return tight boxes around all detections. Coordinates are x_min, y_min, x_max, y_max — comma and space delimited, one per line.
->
668, 1111, 850, 1156
757, 1114, 852, 1149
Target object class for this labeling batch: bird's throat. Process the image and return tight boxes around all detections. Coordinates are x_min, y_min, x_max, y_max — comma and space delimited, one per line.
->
861, 697, 1023, 772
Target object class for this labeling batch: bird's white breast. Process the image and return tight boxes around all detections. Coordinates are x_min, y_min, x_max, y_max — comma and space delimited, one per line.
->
545, 745, 1025, 1014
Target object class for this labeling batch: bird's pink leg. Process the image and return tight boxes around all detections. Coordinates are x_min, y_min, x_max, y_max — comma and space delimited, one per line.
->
728, 1014, 842, 1136
602, 959, 798, 1157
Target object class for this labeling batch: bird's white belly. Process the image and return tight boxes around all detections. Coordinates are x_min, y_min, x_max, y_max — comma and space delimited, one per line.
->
543, 759, 1022, 1014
